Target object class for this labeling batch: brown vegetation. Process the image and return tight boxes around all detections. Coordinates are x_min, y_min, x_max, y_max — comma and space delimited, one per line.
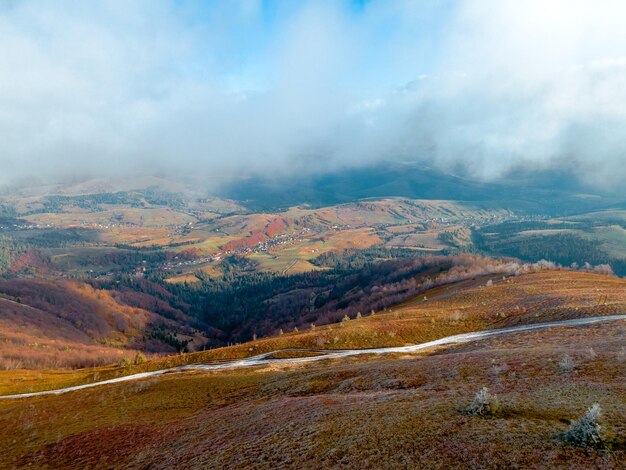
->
2, 269, 625, 395
0, 304, 623, 468
0, 279, 207, 369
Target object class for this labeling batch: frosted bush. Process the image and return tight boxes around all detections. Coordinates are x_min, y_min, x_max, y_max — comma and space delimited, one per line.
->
558, 354, 576, 372
563, 404, 604, 448
467, 387, 500, 416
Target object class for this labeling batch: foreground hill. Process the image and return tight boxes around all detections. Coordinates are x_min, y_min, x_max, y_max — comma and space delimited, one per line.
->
0, 270, 624, 468
1, 269, 625, 395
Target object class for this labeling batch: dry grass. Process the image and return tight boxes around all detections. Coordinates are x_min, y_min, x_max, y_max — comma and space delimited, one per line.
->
0, 317, 623, 469
3, 269, 625, 396
164, 274, 202, 284
249, 227, 381, 273
23, 207, 196, 228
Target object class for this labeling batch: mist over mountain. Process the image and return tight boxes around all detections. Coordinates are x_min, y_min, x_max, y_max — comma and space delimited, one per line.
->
4, 161, 624, 217
1, 0, 626, 190
214, 162, 626, 214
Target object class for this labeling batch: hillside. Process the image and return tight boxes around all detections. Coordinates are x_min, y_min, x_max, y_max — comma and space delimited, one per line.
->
2, 269, 625, 392
3, 171, 626, 283
3, 255, 547, 368
0, 279, 209, 369
155, 269, 626, 363
1, 270, 624, 468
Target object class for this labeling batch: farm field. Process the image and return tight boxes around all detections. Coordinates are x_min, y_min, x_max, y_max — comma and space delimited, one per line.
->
23, 207, 197, 228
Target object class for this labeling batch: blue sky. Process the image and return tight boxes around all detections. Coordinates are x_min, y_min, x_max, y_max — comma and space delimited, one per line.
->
167, 0, 453, 94
1, 0, 625, 187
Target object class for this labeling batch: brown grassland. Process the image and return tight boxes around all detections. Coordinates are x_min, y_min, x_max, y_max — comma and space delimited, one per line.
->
23, 207, 196, 228
2, 270, 625, 395
0, 270, 625, 468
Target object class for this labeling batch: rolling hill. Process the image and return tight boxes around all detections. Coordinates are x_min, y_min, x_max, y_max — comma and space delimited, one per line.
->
0, 278, 209, 369
1, 270, 625, 468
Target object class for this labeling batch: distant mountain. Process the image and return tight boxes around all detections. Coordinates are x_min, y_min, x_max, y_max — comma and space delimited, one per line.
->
216, 162, 626, 215
4, 163, 625, 216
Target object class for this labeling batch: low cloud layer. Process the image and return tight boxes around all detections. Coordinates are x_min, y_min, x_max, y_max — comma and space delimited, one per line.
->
1, 0, 626, 189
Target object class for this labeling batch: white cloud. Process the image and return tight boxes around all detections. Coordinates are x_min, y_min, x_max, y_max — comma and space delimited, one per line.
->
0, 0, 626, 189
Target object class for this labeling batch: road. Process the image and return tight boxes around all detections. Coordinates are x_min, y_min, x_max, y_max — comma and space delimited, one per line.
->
2, 314, 625, 400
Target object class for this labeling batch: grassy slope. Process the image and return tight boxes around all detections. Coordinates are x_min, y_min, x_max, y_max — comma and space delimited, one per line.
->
1, 299, 624, 468
0, 297, 131, 370
2, 270, 625, 395
0, 278, 208, 370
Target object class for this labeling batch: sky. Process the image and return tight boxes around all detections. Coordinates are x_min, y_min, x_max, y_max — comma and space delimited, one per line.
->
1, 0, 626, 189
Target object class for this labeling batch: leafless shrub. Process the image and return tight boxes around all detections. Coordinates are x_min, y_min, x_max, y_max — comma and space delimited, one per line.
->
451, 309, 464, 321
584, 347, 597, 361
533, 259, 559, 271
580, 262, 614, 275
115, 316, 128, 333
133, 380, 151, 393
2, 358, 23, 370
134, 351, 146, 366
490, 361, 510, 376
593, 264, 613, 275
558, 354, 576, 373
466, 387, 501, 416
562, 404, 604, 448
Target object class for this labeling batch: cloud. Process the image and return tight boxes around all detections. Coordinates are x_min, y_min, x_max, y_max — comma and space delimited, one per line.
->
411, 0, 626, 186
0, 0, 625, 189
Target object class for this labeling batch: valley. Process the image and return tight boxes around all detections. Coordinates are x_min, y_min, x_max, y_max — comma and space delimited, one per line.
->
1, 173, 625, 469
1, 174, 625, 364
1, 175, 625, 468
